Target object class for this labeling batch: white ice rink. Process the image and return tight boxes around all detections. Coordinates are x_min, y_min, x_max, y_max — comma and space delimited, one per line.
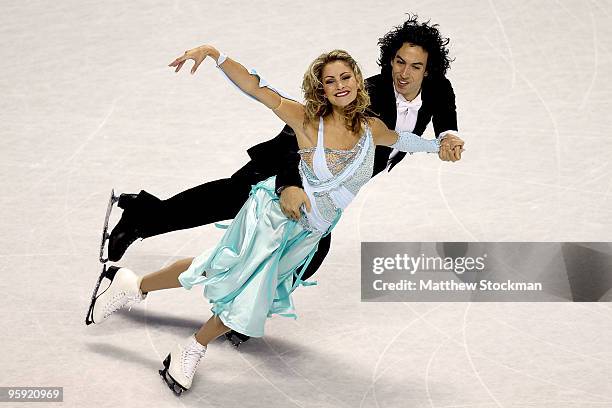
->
2, 0, 612, 407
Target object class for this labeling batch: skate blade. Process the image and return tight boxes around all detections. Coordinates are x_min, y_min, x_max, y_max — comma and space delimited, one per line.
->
99, 189, 119, 263
225, 332, 245, 348
85, 264, 119, 325
159, 355, 186, 397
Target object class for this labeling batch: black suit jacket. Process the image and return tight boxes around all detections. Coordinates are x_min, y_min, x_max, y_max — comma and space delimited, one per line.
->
242, 71, 457, 190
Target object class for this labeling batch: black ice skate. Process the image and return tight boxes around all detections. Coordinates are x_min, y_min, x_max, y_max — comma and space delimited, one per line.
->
107, 213, 141, 262
159, 335, 207, 396
99, 189, 119, 263
224, 330, 251, 348
85, 265, 146, 325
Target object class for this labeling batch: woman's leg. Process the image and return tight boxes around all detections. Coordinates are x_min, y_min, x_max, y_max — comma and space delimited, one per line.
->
194, 315, 230, 346
139, 258, 195, 294
144, 263, 232, 345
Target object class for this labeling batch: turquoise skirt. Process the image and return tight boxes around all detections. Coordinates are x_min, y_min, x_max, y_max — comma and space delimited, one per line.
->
178, 176, 331, 337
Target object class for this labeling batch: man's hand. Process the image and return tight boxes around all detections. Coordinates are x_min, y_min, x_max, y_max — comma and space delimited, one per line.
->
279, 186, 311, 221
439, 134, 464, 162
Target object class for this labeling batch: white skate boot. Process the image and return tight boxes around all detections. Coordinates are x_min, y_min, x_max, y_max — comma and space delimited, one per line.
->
159, 335, 207, 396
85, 265, 146, 325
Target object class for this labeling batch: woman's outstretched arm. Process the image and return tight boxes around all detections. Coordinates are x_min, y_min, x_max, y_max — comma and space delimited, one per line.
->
369, 117, 464, 154
169, 44, 305, 132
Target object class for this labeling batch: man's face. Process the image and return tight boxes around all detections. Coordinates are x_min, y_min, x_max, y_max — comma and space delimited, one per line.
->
390, 43, 428, 100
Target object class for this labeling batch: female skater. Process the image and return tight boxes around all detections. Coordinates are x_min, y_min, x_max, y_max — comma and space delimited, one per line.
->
86, 44, 463, 396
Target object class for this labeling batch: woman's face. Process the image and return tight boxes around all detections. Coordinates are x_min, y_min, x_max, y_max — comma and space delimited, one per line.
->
321, 60, 358, 108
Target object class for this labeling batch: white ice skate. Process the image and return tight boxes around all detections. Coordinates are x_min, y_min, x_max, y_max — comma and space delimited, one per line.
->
159, 335, 207, 396
85, 265, 146, 325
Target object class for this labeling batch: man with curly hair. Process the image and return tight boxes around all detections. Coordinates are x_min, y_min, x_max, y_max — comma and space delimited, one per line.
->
106, 14, 464, 345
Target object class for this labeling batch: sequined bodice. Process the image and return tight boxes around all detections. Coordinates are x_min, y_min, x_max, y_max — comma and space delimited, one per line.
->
300, 143, 361, 176
297, 122, 375, 232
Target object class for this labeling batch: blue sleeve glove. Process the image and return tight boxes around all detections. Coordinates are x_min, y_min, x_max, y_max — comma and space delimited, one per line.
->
390, 131, 441, 154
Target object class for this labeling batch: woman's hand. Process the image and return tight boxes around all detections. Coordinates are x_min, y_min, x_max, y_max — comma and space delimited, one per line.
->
168, 44, 305, 132
168, 45, 221, 75
280, 186, 311, 221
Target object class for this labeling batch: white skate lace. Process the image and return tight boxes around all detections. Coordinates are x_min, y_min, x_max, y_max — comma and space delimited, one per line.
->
181, 344, 207, 378
103, 291, 145, 319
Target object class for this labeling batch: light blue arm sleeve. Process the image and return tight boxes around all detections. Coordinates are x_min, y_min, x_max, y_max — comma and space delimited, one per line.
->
215, 53, 299, 103
390, 131, 441, 154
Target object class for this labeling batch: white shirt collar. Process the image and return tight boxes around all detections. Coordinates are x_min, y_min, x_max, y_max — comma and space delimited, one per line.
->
394, 86, 422, 106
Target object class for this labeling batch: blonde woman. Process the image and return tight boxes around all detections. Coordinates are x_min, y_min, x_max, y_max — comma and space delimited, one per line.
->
86, 45, 463, 396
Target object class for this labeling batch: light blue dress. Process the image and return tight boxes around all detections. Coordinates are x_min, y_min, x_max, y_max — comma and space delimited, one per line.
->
178, 118, 375, 337
178, 116, 440, 337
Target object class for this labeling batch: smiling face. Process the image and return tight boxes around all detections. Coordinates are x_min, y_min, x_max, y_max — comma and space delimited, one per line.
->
302, 50, 370, 134
390, 42, 428, 100
321, 60, 358, 108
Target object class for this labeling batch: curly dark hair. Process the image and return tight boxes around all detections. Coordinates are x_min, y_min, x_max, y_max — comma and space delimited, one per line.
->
377, 14, 453, 78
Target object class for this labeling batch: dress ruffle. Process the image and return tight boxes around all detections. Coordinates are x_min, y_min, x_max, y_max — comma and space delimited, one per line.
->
178, 176, 323, 337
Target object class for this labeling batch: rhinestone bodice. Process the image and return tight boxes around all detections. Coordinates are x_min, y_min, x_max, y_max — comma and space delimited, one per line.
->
296, 120, 375, 232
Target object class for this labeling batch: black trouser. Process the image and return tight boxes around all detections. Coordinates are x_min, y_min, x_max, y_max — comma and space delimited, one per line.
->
128, 161, 332, 283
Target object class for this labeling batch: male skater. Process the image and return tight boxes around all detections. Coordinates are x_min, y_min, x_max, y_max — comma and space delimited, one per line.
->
107, 15, 463, 345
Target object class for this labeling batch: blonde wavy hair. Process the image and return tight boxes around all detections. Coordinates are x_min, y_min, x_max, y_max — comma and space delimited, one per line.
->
302, 50, 370, 134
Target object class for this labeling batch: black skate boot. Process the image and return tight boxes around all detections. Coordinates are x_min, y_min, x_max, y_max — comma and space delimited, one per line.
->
107, 192, 154, 262
159, 335, 207, 396
224, 330, 251, 348
107, 214, 142, 262
116, 193, 138, 210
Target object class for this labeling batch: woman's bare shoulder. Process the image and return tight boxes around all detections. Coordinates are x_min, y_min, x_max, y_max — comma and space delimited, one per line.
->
367, 117, 386, 130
